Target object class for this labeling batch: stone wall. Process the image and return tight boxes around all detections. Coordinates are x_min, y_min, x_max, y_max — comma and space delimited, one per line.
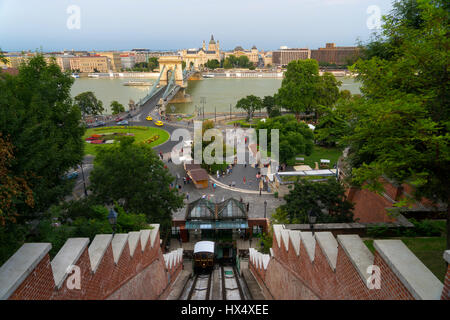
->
0, 224, 183, 300
249, 224, 447, 300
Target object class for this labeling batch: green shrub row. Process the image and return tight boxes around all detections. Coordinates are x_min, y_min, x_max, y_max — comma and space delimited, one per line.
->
366, 219, 445, 238
94, 126, 149, 131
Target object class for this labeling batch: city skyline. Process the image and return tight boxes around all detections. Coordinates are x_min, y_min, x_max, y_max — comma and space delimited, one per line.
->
0, 0, 393, 52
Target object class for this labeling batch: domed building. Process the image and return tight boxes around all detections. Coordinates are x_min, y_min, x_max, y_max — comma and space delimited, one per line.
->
224, 45, 260, 65
180, 35, 222, 70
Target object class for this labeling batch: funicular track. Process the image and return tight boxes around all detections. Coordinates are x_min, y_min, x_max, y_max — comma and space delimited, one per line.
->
184, 272, 212, 300
221, 264, 245, 300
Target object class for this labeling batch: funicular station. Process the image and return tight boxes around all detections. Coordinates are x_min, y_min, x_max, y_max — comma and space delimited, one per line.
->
172, 198, 268, 266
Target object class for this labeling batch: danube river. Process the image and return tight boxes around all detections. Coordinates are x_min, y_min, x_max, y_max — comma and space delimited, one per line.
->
71, 76, 361, 115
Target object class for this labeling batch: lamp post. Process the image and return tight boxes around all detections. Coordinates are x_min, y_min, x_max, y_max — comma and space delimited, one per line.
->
79, 163, 88, 197
264, 200, 267, 219
108, 207, 118, 236
308, 208, 318, 236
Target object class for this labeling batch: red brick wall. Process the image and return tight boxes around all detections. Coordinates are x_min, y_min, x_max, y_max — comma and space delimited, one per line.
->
250, 233, 417, 300
8, 231, 183, 300
442, 264, 450, 300
347, 187, 396, 223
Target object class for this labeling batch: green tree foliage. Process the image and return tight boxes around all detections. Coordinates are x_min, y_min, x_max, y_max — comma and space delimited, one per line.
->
29, 198, 150, 258
74, 91, 104, 117
263, 95, 281, 118
89, 137, 184, 231
0, 54, 85, 218
314, 106, 349, 147
256, 115, 314, 165
235, 95, 263, 121
205, 59, 220, 70
275, 59, 340, 121
148, 57, 159, 72
223, 55, 253, 69
345, 0, 450, 247
0, 135, 34, 226
110, 100, 125, 115
279, 179, 354, 224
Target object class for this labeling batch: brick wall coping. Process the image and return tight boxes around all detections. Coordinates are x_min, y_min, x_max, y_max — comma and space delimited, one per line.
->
315, 232, 338, 271
128, 232, 141, 257
249, 248, 270, 270
140, 229, 151, 252
273, 225, 283, 248
51, 238, 89, 289
163, 248, 183, 269
300, 232, 316, 262
0, 243, 51, 300
111, 234, 129, 264
374, 240, 443, 300
88, 234, 113, 273
280, 229, 290, 252
444, 250, 450, 264
149, 224, 160, 248
288, 230, 301, 256
337, 235, 374, 286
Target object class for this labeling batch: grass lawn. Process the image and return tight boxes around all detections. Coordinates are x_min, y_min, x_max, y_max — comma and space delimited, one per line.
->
83, 126, 170, 156
226, 119, 256, 127
296, 146, 343, 168
364, 235, 447, 282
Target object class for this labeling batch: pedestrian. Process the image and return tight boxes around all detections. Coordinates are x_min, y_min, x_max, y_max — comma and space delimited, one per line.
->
186, 192, 190, 201
217, 170, 220, 179
178, 184, 182, 190
243, 177, 246, 184
183, 177, 186, 185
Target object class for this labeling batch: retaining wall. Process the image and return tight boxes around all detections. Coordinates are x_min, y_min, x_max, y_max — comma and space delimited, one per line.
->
249, 224, 447, 300
0, 224, 183, 300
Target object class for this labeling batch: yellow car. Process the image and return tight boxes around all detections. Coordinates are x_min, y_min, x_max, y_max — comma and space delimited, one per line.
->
154, 120, 164, 126
146, 116, 153, 121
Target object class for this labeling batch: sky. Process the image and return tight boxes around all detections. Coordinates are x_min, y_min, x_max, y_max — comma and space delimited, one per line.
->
0, 0, 393, 52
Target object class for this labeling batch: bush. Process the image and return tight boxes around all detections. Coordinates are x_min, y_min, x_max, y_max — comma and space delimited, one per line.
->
366, 219, 444, 238
274, 191, 278, 198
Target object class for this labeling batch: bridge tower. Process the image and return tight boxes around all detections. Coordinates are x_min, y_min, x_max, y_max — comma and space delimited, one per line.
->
158, 55, 186, 88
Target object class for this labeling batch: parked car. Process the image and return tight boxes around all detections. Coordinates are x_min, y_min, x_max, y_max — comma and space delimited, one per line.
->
117, 120, 129, 125
126, 113, 132, 119
65, 171, 79, 180
154, 120, 164, 126
115, 117, 123, 122
93, 121, 106, 127
146, 116, 153, 121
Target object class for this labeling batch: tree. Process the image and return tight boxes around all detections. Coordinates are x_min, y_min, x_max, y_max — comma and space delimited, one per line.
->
280, 179, 354, 224
74, 91, 104, 117
0, 134, 34, 226
110, 100, 125, 115
315, 72, 341, 121
314, 106, 349, 147
256, 115, 314, 165
235, 95, 263, 121
345, 0, 450, 247
0, 54, 85, 218
89, 137, 184, 231
182, 61, 186, 70
148, 57, 159, 72
238, 55, 251, 68
205, 59, 220, 70
275, 59, 320, 120
263, 95, 281, 118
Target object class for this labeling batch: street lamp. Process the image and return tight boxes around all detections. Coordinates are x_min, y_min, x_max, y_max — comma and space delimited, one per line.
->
308, 208, 318, 236
264, 200, 267, 219
79, 163, 88, 197
108, 207, 118, 236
